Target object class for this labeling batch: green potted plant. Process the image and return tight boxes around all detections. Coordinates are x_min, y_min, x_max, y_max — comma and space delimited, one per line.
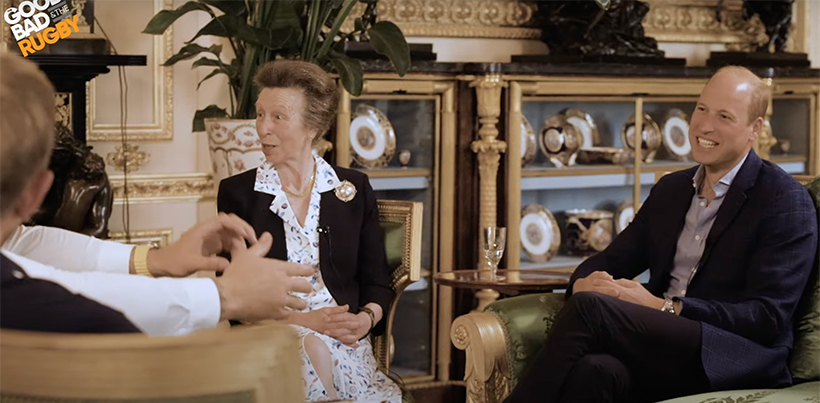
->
143, 0, 410, 180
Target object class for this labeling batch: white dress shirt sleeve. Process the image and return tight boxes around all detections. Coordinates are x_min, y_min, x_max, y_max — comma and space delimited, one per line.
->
2, 251, 221, 336
2, 225, 134, 274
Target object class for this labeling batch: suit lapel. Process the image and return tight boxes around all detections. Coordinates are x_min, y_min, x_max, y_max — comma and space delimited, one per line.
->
660, 173, 697, 275
318, 190, 343, 274
252, 192, 287, 260
698, 151, 761, 267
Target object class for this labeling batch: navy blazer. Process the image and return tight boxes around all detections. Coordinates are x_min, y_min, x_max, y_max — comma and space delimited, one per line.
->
0, 253, 140, 333
570, 150, 818, 390
217, 166, 394, 336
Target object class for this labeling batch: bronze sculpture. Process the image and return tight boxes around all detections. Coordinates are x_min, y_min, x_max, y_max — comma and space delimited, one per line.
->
30, 126, 113, 238
534, 0, 664, 58
716, 0, 795, 53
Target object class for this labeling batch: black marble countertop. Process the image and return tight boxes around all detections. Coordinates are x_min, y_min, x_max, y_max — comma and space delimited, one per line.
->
362, 60, 820, 79
464, 62, 820, 79
362, 59, 465, 74
26, 54, 147, 67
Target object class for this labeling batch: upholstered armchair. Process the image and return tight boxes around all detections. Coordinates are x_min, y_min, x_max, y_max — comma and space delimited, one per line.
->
0, 323, 302, 402
452, 176, 820, 403
374, 199, 423, 371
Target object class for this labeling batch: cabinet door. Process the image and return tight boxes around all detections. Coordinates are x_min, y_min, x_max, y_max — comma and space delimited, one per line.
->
506, 84, 816, 278
769, 96, 813, 174
336, 80, 456, 383
509, 94, 653, 274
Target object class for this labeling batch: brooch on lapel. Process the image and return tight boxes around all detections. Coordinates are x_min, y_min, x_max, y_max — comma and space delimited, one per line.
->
335, 180, 357, 202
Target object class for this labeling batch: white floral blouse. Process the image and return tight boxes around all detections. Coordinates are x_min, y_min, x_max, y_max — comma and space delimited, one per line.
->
253, 153, 401, 403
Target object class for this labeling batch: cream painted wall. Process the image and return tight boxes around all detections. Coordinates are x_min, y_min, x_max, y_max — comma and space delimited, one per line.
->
810, 1, 820, 68
408, 37, 547, 63
89, 0, 227, 242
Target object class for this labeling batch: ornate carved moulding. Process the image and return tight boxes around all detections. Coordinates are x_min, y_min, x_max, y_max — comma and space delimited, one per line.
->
110, 173, 215, 204
643, 0, 767, 45
362, 0, 799, 50
346, 0, 540, 39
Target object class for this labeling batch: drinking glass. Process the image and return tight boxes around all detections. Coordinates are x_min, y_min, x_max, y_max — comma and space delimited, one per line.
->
482, 227, 507, 279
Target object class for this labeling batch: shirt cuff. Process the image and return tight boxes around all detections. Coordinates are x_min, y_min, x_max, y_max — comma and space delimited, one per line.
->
181, 278, 221, 333
94, 240, 135, 275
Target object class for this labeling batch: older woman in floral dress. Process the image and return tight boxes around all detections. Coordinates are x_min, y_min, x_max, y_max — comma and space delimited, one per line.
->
217, 60, 400, 403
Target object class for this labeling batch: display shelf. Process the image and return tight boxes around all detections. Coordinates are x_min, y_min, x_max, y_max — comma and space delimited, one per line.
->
368, 176, 429, 191
357, 167, 432, 178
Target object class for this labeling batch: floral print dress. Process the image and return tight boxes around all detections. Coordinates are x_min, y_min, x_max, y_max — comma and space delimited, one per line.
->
254, 153, 401, 403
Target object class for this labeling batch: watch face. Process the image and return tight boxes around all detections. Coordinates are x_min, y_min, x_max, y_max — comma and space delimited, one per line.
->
662, 299, 676, 313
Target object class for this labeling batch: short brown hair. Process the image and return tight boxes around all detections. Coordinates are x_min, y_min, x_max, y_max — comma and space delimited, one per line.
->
712, 66, 769, 124
254, 60, 339, 145
0, 53, 55, 215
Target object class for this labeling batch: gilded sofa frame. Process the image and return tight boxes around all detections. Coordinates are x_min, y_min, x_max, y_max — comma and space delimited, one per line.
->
374, 199, 423, 372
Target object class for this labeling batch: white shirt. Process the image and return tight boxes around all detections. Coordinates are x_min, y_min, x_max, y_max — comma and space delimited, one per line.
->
253, 153, 341, 305
2, 225, 220, 336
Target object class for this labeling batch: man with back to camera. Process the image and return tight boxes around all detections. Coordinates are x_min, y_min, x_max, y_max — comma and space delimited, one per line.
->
0, 52, 315, 335
506, 66, 818, 403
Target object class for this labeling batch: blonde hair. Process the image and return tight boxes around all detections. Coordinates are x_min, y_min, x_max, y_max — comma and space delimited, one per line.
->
0, 53, 55, 214
254, 60, 338, 146
712, 66, 769, 124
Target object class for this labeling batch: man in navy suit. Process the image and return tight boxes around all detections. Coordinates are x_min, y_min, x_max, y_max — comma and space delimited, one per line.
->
507, 66, 818, 403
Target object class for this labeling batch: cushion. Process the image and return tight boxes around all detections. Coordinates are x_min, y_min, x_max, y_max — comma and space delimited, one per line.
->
656, 380, 820, 403
486, 293, 566, 389
790, 178, 820, 381
0, 391, 254, 403
380, 221, 404, 276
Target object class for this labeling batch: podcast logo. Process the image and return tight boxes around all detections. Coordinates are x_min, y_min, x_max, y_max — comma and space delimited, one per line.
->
4, 0, 81, 57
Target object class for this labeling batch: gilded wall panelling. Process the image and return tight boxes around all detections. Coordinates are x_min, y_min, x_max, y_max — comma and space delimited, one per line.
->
110, 173, 215, 204
109, 228, 173, 247
87, 0, 173, 142
350, 0, 804, 53
55, 93, 72, 132
106, 144, 150, 173
645, 0, 765, 45
344, 0, 540, 39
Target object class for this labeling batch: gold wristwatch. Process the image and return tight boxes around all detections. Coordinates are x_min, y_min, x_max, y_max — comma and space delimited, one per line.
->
133, 245, 154, 277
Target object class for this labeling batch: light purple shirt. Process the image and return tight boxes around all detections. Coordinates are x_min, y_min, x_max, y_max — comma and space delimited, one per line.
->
664, 152, 749, 299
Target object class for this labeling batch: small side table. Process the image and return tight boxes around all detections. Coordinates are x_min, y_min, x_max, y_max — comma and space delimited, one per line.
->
434, 270, 571, 311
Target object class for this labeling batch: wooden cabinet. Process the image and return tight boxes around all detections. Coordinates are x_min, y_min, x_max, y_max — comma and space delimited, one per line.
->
329, 62, 820, 384
333, 72, 457, 383
464, 64, 820, 309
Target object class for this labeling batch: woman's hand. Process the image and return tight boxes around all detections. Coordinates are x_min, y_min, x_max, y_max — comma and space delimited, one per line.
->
325, 305, 372, 347
286, 305, 350, 334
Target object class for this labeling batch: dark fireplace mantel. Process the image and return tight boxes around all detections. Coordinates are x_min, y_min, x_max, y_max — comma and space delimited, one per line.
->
27, 54, 147, 143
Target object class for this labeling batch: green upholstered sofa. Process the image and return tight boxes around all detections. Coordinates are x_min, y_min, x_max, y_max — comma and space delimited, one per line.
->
451, 178, 820, 403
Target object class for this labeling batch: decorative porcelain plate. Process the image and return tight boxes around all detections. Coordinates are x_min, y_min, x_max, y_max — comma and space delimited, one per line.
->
539, 113, 582, 168
662, 109, 692, 161
616, 201, 635, 234
520, 204, 561, 263
621, 113, 662, 163
563, 108, 599, 149
521, 115, 537, 167
349, 105, 396, 169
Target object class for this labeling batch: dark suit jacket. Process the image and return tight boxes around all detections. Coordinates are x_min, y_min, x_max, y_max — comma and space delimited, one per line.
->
217, 166, 394, 336
0, 253, 140, 333
570, 150, 818, 390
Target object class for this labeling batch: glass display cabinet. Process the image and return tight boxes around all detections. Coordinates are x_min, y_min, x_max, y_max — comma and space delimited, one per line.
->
334, 74, 456, 384
502, 72, 819, 277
